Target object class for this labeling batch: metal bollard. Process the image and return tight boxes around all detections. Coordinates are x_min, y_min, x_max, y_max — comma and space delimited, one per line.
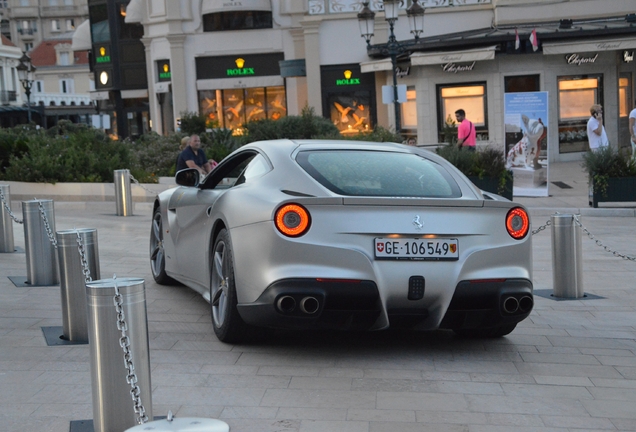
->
86, 277, 152, 432
56, 229, 100, 343
551, 214, 584, 298
0, 184, 15, 253
22, 199, 59, 285
114, 169, 133, 216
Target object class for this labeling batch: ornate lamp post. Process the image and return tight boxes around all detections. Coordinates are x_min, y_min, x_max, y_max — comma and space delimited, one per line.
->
17, 52, 36, 124
358, 0, 425, 135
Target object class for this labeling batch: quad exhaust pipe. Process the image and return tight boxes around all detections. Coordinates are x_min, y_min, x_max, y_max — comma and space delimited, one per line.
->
502, 295, 533, 314
300, 296, 320, 314
276, 296, 296, 313
276, 295, 320, 315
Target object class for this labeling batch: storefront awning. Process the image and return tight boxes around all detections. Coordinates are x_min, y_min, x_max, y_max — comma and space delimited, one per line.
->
542, 37, 636, 55
71, 19, 91, 51
197, 76, 284, 91
201, 0, 271, 14
124, 0, 144, 24
360, 58, 393, 73
410, 45, 497, 66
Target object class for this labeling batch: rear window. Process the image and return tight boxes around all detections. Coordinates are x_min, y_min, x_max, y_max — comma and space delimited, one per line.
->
296, 150, 461, 198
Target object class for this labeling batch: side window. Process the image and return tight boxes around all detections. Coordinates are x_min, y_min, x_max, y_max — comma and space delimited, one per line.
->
201, 151, 270, 190
234, 153, 270, 185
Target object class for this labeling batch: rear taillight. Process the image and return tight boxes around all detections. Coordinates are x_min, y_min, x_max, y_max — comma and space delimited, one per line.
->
275, 204, 311, 237
506, 207, 529, 240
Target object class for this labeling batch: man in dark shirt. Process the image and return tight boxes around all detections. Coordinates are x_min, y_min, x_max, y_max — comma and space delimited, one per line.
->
176, 135, 217, 175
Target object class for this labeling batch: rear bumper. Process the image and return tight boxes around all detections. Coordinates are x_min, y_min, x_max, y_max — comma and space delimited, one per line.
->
237, 278, 382, 331
237, 277, 533, 332
439, 278, 533, 330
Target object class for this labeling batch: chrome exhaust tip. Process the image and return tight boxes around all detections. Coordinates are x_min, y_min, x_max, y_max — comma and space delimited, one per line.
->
299, 296, 320, 314
276, 295, 296, 313
518, 295, 534, 313
502, 296, 520, 314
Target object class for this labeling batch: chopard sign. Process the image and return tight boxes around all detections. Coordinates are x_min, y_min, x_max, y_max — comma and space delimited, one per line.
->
597, 42, 622, 50
565, 53, 598, 66
442, 61, 476, 73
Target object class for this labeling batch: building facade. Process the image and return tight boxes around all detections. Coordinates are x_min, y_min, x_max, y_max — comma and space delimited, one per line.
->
124, 0, 635, 163
2, 0, 94, 127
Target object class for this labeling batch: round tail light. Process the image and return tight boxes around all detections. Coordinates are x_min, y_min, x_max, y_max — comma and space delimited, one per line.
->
506, 207, 529, 240
275, 204, 311, 237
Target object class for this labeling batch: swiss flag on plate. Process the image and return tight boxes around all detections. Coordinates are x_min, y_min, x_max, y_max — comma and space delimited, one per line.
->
376, 242, 384, 253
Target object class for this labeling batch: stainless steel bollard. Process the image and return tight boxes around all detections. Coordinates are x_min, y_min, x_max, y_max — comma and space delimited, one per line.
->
57, 229, 100, 342
86, 277, 152, 432
551, 214, 584, 298
22, 199, 59, 285
0, 184, 15, 253
114, 169, 133, 216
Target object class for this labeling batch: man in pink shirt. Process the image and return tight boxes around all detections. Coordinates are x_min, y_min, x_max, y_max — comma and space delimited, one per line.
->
455, 109, 477, 151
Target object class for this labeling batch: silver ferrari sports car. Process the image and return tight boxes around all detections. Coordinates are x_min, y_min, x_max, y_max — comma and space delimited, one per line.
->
150, 139, 533, 342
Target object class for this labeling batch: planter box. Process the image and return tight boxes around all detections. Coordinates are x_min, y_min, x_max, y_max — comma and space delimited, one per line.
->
591, 177, 636, 208
468, 171, 513, 201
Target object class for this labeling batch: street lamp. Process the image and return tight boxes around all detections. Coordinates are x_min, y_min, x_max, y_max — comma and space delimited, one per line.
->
17, 52, 36, 124
358, 0, 425, 135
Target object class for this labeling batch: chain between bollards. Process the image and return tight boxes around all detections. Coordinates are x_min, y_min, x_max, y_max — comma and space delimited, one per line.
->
37, 199, 58, 249
129, 173, 156, 195
76, 230, 93, 283
112, 275, 148, 425
0, 188, 23, 224
532, 212, 635, 261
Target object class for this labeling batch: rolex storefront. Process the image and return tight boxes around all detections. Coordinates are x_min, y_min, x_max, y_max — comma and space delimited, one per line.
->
196, 53, 287, 131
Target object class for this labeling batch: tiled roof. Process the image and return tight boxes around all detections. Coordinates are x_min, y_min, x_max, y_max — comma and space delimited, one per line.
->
30, 40, 89, 67
1, 35, 17, 47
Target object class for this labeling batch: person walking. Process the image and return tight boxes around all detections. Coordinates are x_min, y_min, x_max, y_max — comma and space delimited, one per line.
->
586, 104, 608, 152
455, 109, 476, 151
176, 134, 217, 175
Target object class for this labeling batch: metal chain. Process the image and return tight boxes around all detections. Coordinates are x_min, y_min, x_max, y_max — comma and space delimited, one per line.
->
0, 188, 24, 224
37, 200, 58, 249
531, 218, 551, 235
112, 275, 148, 425
128, 173, 157, 195
76, 231, 92, 283
574, 217, 636, 261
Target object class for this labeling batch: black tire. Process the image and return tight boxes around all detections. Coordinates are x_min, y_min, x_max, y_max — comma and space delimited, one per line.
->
453, 323, 517, 338
149, 206, 178, 285
210, 228, 247, 343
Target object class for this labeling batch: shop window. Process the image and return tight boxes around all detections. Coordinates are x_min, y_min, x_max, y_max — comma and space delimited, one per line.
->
401, 87, 417, 131
198, 86, 286, 131
504, 75, 540, 93
326, 92, 372, 135
619, 74, 632, 118
437, 83, 488, 143
203, 11, 273, 32
557, 75, 602, 153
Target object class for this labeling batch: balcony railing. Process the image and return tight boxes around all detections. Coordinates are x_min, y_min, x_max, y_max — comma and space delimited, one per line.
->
18, 28, 37, 35
32, 93, 92, 107
0, 90, 17, 105
308, 0, 491, 15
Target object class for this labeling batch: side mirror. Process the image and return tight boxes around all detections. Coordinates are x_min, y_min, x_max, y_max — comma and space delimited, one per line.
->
175, 168, 200, 187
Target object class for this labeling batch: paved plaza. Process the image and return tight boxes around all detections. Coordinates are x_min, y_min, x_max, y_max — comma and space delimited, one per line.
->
2, 161, 636, 432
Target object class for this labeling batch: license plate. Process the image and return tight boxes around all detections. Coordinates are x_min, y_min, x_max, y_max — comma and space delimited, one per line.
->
374, 238, 459, 260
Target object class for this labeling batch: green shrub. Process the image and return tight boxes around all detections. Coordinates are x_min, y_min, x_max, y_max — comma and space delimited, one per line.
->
582, 146, 636, 195
337, 125, 402, 143
179, 111, 208, 135
2, 127, 132, 183
243, 106, 339, 142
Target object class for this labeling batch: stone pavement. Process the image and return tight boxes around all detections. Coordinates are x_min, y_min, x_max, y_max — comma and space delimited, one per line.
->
1, 162, 636, 432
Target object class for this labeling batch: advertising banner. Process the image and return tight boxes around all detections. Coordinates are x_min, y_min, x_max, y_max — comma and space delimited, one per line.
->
504, 91, 549, 197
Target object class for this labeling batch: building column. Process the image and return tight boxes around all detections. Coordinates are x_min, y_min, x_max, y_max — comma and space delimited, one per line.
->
141, 37, 161, 134
302, 20, 322, 115
167, 34, 188, 131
